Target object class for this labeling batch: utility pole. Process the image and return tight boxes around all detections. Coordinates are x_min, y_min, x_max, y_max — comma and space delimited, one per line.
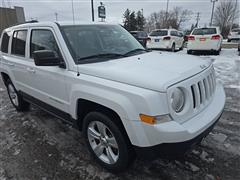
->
165, 0, 170, 27
54, 12, 58, 22
91, 0, 95, 22
196, 12, 200, 27
210, 0, 218, 26
71, 0, 75, 24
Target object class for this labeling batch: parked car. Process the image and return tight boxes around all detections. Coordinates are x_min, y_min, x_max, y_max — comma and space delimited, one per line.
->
227, 28, 240, 42
130, 31, 148, 47
0, 22, 225, 172
183, 30, 192, 42
146, 29, 184, 51
187, 27, 223, 55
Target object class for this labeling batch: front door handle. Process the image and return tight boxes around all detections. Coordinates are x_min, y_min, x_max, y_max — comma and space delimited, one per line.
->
27, 67, 36, 73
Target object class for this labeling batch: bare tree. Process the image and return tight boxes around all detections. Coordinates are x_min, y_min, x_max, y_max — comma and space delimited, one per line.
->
213, 0, 239, 37
145, 7, 192, 32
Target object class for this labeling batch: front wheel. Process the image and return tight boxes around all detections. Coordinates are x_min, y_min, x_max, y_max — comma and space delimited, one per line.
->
6, 79, 30, 111
83, 112, 134, 172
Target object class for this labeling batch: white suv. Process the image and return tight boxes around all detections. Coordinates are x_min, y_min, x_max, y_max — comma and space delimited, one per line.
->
0, 22, 225, 172
146, 29, 184, 51
187, 27, 223, 55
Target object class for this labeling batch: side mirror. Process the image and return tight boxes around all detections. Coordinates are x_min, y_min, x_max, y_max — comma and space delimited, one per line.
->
33, 50, 61, 66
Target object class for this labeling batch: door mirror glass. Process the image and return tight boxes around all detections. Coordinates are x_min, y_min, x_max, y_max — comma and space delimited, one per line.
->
33, 50, 60, 66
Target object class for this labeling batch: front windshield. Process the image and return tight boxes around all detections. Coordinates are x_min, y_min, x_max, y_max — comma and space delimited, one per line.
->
61, 24, 145, 63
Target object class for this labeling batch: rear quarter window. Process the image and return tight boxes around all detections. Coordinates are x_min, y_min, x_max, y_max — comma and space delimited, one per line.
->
1, 32, 10, 53
11, 30, 27, 56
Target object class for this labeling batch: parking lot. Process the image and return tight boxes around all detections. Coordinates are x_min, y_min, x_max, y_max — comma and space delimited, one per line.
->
0, 48, 239, 180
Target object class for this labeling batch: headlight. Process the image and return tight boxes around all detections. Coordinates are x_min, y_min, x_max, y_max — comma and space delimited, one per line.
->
170, 88, 185, 113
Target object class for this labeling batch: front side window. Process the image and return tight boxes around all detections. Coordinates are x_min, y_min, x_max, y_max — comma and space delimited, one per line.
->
61, 25, 145, 63
11, 30, 27, 56
1, 32, 10, 53
30, 29, 61, 58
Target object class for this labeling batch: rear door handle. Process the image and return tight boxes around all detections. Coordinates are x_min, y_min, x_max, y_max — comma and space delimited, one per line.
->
27, 67, 36, 73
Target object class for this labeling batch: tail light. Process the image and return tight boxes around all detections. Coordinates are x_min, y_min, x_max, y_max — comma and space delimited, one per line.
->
188, 36, 195, 41
211, 35, 220, 40
163, 36, 171, 40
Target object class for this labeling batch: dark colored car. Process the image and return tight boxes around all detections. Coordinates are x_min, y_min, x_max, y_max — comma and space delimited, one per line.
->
183, 30, 192, 42
130, 31, 148, 47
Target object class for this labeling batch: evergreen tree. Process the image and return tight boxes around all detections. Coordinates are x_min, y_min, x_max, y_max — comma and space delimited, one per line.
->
129, 11, 137, 31
136, 10, 145, 31
123, 9, 131, 31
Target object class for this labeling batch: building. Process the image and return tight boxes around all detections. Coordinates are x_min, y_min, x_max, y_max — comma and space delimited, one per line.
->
0, 6, 25, 35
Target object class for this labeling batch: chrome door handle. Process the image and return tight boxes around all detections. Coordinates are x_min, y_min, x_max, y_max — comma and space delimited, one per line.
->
27, 67, 36, 73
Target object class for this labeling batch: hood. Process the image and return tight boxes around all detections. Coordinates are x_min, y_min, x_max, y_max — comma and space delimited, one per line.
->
78, 51, 212, 92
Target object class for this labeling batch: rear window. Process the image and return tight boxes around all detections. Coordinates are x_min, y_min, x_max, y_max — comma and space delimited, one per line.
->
149, 30, 168, 36
11, 30, 27, 56
192, 28, 217, 35
1, 32, 10, 53
232, 29, 240, 32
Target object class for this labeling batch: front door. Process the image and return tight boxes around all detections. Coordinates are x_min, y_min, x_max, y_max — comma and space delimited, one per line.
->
24, 28, 69, 113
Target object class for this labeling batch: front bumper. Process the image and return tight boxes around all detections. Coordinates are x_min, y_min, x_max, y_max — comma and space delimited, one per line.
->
135, 113, 221, 159
129, 83, 225, 148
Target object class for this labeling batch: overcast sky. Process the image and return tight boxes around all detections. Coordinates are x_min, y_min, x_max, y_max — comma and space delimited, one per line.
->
3, 0, 239, 30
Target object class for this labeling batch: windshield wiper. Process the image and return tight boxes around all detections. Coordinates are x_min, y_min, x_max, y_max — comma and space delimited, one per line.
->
124, 48, 148, 56
78, 53, 127, 61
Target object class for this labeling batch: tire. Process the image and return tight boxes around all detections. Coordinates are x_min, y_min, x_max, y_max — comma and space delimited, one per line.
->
227, 39, 231, 42
215, 50, 220, 55
187, 50, 192, 54
171, 43, 176, 52
83, 111, 134, 173
6, 79, 30, 111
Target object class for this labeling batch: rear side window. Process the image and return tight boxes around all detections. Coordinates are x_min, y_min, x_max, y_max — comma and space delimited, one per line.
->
192, 28, 217, 35
1, 32, 10, 53
149, 30, 168, 36
30, 29, 61, 58
11, 30, 27, 56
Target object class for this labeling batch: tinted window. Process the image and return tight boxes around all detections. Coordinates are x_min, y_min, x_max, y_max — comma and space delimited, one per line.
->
149, 30, 168, 36
1, 32, 10, 53
192, 28, 217, 35
11, 30, 27, 56
30, 30, 61, 58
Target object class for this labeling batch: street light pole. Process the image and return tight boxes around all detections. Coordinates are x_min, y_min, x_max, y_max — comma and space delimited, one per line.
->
210, 0, 218, 26
91, 0, 95, 22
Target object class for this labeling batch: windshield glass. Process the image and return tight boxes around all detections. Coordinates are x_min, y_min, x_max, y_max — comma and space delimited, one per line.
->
61, 24, 145, 63
149, 30, 168, 36
192, 28, 217, 35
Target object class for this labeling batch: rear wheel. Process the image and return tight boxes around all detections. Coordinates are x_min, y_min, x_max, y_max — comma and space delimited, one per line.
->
83, 111, 134, 173
6, 79, 30, 111
171, 43, 176, 52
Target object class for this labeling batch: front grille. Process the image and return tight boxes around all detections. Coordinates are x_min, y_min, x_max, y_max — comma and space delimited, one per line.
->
190, 70, 216, 109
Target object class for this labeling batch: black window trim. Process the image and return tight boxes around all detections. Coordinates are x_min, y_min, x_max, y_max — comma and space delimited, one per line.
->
29, 27, 67, 68
11, 29, 28, 57
0, 31, 10, 54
